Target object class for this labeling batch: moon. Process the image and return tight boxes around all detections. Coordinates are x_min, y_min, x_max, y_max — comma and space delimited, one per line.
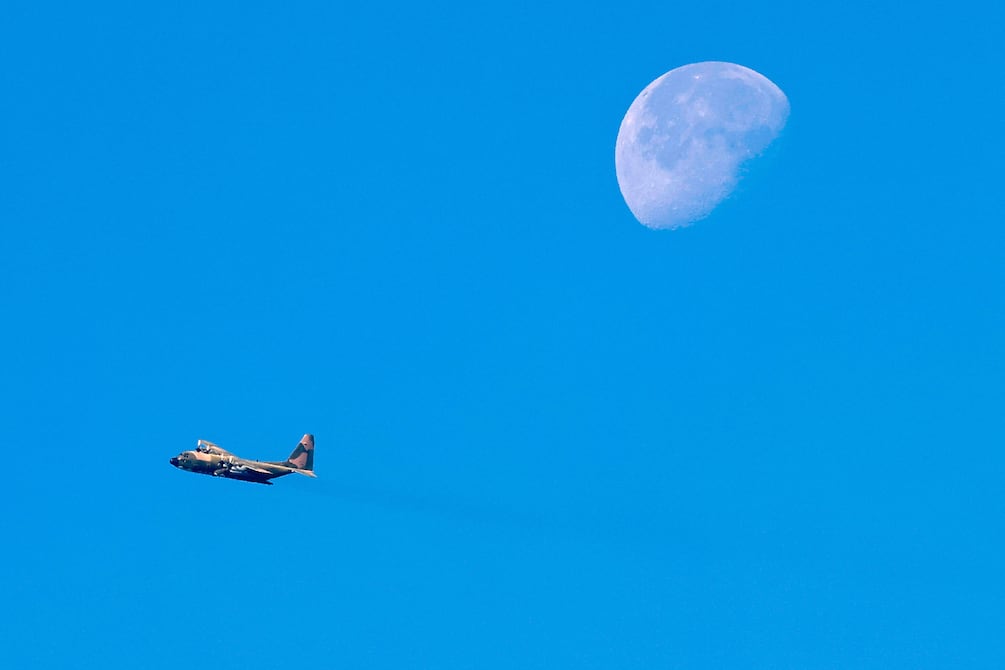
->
615, 62, 789, 230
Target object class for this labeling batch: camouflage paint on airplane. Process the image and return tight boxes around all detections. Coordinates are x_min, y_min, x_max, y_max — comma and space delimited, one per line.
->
169, 434, 317, 485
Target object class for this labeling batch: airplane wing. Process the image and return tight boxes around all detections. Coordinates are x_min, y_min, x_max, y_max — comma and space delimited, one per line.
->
230, 463, 273, 476
197, 439, 234, 456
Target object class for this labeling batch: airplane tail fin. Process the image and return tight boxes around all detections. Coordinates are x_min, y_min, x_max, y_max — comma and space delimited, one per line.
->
284, 433, 315, 475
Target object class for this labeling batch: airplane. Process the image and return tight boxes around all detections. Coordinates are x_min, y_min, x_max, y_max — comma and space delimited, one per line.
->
169, 434, 316, 485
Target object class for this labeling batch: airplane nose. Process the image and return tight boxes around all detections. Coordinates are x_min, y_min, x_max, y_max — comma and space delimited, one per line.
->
169, 457, 179, 466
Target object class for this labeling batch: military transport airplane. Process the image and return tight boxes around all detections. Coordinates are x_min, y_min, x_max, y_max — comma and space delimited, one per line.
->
169, 434, 316, 485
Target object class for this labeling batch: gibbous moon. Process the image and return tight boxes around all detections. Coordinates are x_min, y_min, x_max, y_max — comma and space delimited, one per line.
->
615, 61, 789, 230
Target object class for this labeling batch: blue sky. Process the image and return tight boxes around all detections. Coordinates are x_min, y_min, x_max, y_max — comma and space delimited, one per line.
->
1, 1, 1003, 667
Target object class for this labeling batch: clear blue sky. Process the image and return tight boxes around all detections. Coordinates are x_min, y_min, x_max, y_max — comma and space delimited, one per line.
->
2, 1, 1002, 667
